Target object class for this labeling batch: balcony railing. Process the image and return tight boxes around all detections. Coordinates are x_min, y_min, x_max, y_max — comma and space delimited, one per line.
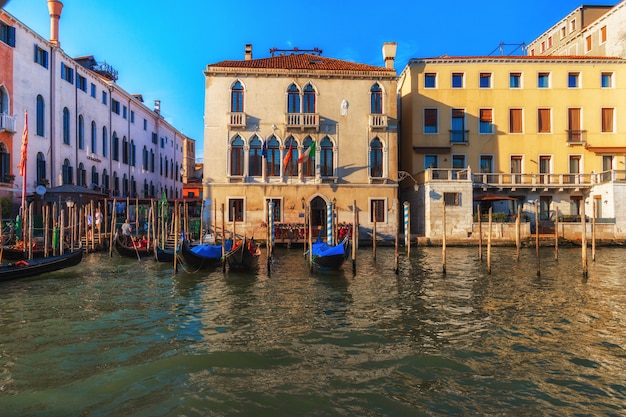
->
369, 114, 388, 129
228, 112, 246, 128
0, 113, 16, 133
567, 130, 586, 144
449, 130, 469, 144
285, 113, 319, 130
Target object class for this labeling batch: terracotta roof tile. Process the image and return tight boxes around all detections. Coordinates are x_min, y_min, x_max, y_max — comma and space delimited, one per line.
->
208, 53, 393, 73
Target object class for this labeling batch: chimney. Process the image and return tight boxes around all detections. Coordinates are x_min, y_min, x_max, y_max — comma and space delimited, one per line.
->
47, 0, 63, 47
154, 100, 161, 114
245, 44, 253, 61
382, 42, 397, 70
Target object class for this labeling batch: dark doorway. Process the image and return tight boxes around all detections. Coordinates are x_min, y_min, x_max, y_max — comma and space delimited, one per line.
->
310, 196, 327, 238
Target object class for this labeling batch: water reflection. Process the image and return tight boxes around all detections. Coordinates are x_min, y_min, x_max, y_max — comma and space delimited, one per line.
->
0, 247, 624, 416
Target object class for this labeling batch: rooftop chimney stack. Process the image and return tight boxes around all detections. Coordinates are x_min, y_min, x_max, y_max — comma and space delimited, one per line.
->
154, 100, 161, 114
245, 44, 253, 61
47, 0, 63, 47
382, 42, 397, 70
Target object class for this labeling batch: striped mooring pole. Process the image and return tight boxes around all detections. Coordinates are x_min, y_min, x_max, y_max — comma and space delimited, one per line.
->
326, 200, 333, 243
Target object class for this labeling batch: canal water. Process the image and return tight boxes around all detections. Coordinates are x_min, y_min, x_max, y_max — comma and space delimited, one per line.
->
0, 245, 625, 416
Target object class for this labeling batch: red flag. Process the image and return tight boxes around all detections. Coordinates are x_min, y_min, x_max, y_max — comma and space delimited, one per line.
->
17, 110, 28, 176
283, 141, 293, 174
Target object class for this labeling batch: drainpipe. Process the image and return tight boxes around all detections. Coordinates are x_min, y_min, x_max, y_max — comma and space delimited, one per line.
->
49, 45, 56, 187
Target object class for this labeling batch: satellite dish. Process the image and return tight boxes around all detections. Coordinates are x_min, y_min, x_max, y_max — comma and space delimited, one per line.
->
35, 185, 47, 195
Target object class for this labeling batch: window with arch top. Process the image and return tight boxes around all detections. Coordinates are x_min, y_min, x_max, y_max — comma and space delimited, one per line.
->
266, 135, 281, 176
370, 138, 383, 178
230, 135, 244, 176
370, 83, 383, 114
248, 135, 263, 177
287, 84, 300, 114
320, 136, 334, 177
231, 81, 244, 113
303, 84, 316, 113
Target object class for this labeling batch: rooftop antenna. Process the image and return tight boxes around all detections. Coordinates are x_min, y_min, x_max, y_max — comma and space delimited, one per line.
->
488, 42, 527, 56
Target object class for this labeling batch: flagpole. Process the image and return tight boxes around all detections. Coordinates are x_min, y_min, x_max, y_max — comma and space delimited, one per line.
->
19, 110, 29, 241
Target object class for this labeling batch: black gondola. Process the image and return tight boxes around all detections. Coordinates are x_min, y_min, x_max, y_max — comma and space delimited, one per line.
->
113, 234, 151, 258
308, 235, 350, 271
154, 244, 174, 263
0, 249, 83, 282
176, 238, 228, 271
225, 237, 261, 271
1, 246, 48, 261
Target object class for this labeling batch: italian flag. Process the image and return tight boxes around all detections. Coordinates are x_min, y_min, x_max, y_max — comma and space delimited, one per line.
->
297, 140, 316, 164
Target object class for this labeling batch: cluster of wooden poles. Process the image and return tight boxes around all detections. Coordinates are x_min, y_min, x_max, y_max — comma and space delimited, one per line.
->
442, 200, 600, 277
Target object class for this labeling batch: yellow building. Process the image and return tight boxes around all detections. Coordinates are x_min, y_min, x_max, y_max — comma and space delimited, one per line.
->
398, 55, 626, 240
202, 44, 399, 242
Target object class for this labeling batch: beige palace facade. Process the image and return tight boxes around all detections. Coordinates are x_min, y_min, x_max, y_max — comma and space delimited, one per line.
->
203, 44, 399, 241
398, 55, 626, 240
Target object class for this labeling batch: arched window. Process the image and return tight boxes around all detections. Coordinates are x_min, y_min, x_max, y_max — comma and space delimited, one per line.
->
283, 136, 298, 176
303, 84, 316, 114
369, 138, 383, 178
320, 136, 334, 177
102, 126, 108, 157
78, 115, 85, 149
170, 160, 174, 179
102, 169, 109, 193
77, 162, 85, 186
150, 149, 155, 172
248, 135, 263, 177
0, 86, 8, 115
370, 83, 383, 114
164, 156, 169, 177
122, 137, 128, 164
130, 139, 136, 166
122, 174, 128, 197
62, 159, 73, 184
287, 84, 300, 114
36, 95, 45, 136
230, 135, 244, 176
36, 152, 46, 184
113, 172, 119, 196
91, 121, 97, 154
143, 179, 148, 198
131, 176, 136, 197
301, 136, 315, 177
112, 132, 119, 161
62, 107, 70, 145
231, 81, 244, 113
266, 135, 280, 176
0, 143, 10, 181
142, 146, 148, 170
91, 166, 98, 186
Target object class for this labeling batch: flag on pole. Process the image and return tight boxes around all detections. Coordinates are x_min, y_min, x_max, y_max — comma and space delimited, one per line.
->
297, 140, 315, 164
261, 139, 267, 158
283, 141, 293, 174
17, 110, 28, 176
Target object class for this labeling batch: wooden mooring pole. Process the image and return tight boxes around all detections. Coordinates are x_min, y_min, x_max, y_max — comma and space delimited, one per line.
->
478, 203, 482, 260
554, 207, 559, 261
582, 199, 588, 277
592, 199, 597, 262
535, 200, 540, 277
352, 200, 357, 275
487, 207, 492, 274
442, 201, 447, 275
515, 204, 521, 261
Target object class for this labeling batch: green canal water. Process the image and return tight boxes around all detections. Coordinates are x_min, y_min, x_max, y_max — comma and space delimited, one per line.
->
0, 246, 625, 416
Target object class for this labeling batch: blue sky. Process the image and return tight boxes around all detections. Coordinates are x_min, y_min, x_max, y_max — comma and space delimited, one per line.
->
3, 0, 615, 160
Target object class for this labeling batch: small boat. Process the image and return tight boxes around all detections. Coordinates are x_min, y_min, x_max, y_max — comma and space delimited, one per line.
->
176, 238, 231, 271
0, 248, 83, 282
225, 237, 261, 271
1, 246, 48, 261
113, 233, 152, 258
154, 244, 175, 263
308, 235, 350, 271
